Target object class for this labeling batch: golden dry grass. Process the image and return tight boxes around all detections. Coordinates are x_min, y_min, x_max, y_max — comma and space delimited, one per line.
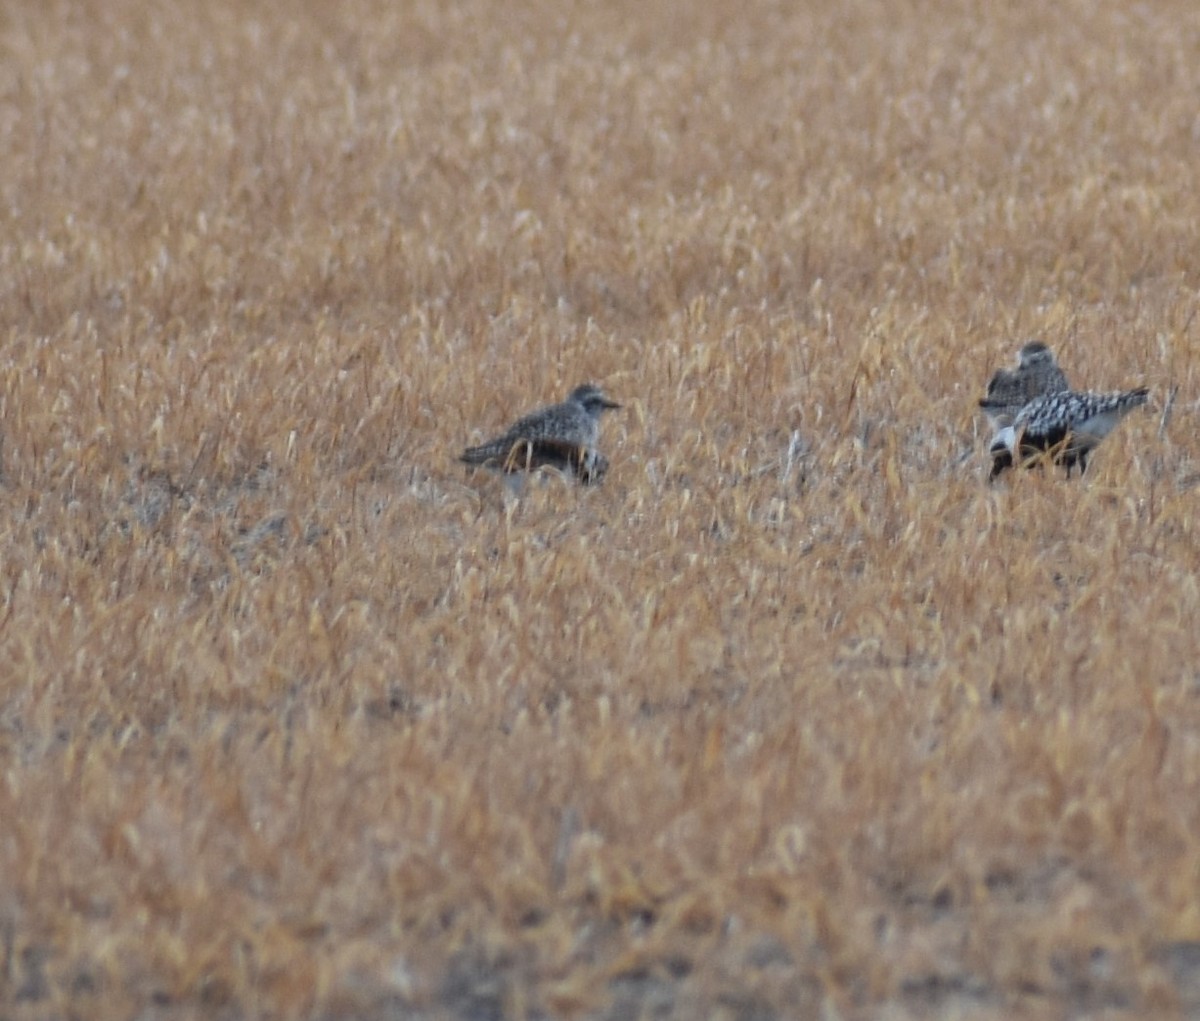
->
3, 0, 1200, 1017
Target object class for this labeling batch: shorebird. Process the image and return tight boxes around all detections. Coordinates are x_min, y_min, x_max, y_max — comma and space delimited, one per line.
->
459, 383, 621, 484
979, 341, 1070, 429
989, 387, 1149, 479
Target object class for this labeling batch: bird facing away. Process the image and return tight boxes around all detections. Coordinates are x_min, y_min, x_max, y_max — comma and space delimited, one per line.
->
459, 383, 621, 485
978, 341, 1070, 429
989, 387, 1149, 479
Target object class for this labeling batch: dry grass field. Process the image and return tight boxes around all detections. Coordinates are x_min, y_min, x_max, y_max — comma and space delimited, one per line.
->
4, 0, 1200, 1017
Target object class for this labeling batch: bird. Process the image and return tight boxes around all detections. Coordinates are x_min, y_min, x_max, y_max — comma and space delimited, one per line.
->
989, 387, 1149, 479
978, 341, 1070, 429
459, 383, 621, 484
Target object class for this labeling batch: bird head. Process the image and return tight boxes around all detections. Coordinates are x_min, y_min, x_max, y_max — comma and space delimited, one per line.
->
570, 383, 622, 416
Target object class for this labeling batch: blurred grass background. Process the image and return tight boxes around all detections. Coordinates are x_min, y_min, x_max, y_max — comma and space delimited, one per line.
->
1, 1, 1199, 1017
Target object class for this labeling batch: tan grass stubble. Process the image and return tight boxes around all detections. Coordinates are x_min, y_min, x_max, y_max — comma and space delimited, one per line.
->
1, 0, 1200, 1015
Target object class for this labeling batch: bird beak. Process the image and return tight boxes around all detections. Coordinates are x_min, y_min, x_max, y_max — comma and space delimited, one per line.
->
602, 397, 622, 409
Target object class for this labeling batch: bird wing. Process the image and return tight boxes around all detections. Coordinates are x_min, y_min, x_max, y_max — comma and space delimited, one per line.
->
461, 434, 590, 471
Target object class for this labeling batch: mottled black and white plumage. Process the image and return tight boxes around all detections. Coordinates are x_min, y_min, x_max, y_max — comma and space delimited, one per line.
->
979, 341, 1070, 429
460, 383, 620, 484
989, 387, 1149, 479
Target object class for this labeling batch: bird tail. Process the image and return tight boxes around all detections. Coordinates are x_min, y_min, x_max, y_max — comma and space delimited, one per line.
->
460, 442, 507, 466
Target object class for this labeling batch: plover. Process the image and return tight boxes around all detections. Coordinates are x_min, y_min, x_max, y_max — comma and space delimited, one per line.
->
989, 387, 1149, 479
979, 341, 1070, 429
460, 383, 621, 485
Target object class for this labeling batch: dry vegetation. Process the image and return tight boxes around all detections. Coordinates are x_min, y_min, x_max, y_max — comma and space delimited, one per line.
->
3, 0, 1200, 1018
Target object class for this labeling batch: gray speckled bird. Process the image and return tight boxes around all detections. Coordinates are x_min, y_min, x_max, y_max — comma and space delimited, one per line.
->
459, 383, 621, 484
989, 387, 1149, 479
978, 341, 1070, 429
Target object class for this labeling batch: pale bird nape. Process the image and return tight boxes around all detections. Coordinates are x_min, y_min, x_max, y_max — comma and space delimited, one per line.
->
978, 341, 1070, 429
459, 383, 621, 485
989, 387, 1150, 480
